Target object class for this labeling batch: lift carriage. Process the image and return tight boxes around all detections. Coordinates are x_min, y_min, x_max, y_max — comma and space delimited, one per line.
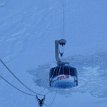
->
49, 39, 78, 88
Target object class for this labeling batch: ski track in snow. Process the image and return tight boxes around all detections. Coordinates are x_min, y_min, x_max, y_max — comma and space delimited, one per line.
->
29, 52, 107, 98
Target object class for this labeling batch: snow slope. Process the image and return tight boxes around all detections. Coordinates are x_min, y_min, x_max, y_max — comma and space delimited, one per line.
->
0, 0, 107, 107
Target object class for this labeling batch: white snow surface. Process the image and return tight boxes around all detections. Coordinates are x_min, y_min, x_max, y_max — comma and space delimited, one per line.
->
0, 0, 107, 107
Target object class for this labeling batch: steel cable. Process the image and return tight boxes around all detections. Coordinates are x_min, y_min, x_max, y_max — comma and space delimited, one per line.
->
0, 74, 36, 96
0, 58, 44, 96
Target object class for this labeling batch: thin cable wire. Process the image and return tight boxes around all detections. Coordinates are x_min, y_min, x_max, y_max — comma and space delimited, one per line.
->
0, 58, 44, 96
44, 91, 57, 107
47, 67, 58, 106
0, 74, 57, 106
61, 0, 65, 38
0, 74, 36, 96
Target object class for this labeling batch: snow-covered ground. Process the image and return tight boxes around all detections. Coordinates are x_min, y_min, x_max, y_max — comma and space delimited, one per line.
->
0, 0, 107, 107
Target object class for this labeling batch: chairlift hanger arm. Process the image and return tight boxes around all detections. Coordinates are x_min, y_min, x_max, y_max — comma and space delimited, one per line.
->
55, 39, 66, 65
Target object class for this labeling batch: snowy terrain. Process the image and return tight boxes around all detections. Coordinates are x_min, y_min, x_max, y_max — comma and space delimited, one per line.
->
0, 0, 107, 107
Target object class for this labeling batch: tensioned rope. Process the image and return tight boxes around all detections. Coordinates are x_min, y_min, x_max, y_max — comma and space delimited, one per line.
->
0, 74, 57, 107
44, 91, 57, 107
61, 0, 65, 38
0, 58, 57, 106
0, 58, 44, 96
0, 74, 36, 96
